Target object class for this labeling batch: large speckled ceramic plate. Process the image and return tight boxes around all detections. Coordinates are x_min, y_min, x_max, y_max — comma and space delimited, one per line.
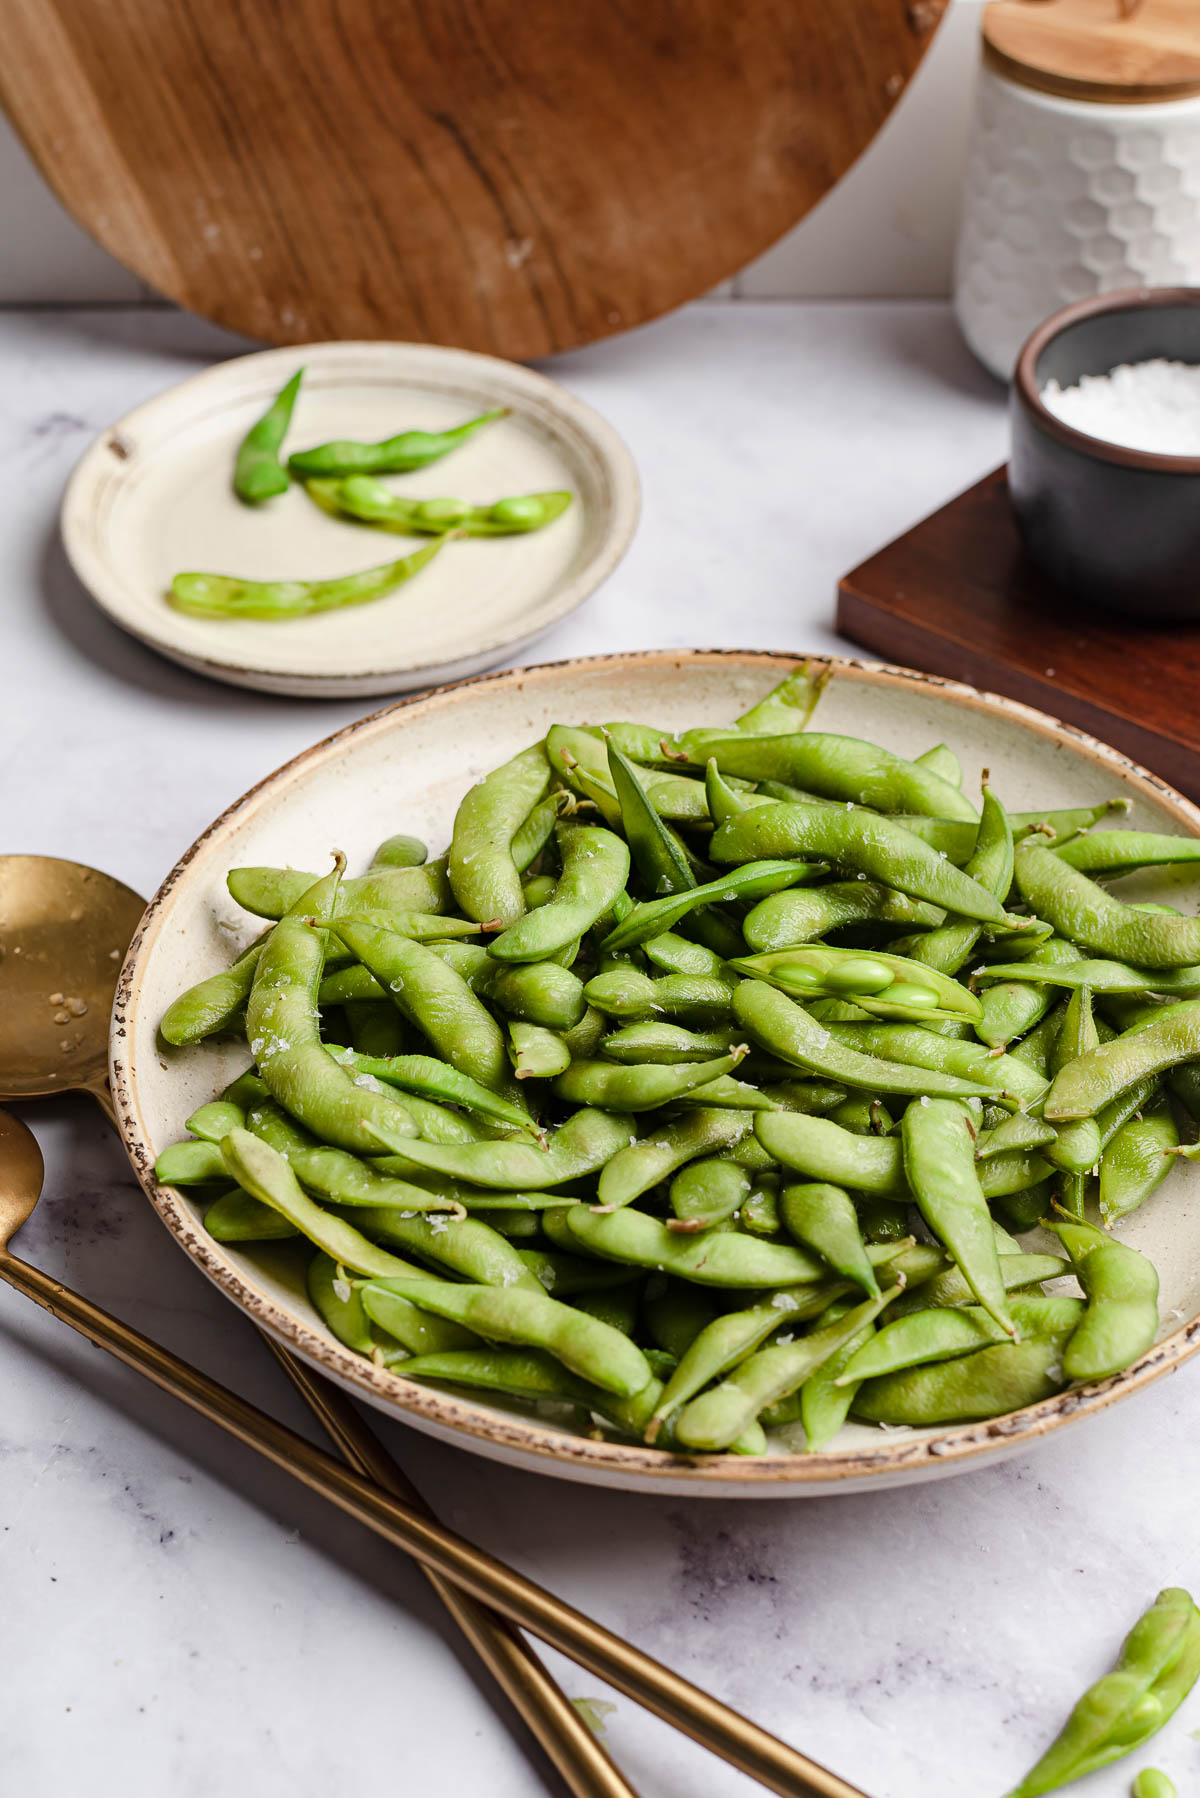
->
112, 651, 1200, 1496
61, 342, 638, 697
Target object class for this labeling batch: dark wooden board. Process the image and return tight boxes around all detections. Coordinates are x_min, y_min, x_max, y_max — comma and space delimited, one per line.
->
836, 465, 1200, 800
0, 0, 944, 359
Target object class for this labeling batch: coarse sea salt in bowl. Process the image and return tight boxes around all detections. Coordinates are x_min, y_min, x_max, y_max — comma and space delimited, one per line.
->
1010, 287, 1200, 620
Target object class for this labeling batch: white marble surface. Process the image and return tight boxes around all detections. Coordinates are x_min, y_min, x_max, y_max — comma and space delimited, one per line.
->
3, 300, 1199, 1798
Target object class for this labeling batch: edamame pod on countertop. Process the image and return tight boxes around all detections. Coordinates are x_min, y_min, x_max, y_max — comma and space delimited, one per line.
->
1004, 1587, 1200, 1798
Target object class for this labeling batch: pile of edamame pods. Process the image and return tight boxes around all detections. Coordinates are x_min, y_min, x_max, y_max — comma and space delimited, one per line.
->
154, 665, 1200, 1458
170, 368, 572, 621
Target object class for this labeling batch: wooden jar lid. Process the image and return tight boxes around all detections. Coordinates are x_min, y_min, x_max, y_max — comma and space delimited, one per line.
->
983, 0, 1200, 103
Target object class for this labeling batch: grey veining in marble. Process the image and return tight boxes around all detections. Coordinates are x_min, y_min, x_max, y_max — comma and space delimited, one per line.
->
3, 300, 1197, 1798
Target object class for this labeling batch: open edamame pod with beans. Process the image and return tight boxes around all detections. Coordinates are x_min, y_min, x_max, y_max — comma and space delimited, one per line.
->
151, 667, 1200, 1459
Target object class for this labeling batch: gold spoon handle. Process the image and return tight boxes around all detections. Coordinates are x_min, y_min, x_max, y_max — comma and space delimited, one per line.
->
262, 1338, 635, 1798
0, 1245, 865, 1798
85, 1081, 635, 1798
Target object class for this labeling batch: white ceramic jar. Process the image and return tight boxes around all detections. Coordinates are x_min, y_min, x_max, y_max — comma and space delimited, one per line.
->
954, 4, 1200, 380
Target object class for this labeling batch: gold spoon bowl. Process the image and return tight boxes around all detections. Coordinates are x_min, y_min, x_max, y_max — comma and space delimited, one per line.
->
0, 855, 144, 1118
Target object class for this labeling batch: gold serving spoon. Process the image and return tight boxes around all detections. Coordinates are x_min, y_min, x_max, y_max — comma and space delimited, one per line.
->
0, 855, 868, 1798
0, 854, 633, 1798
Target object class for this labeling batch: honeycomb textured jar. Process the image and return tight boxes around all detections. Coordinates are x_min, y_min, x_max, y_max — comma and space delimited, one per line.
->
954, 67, 1200, 380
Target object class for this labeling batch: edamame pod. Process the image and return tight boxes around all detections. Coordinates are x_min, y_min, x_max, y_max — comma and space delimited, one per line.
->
711, 805, 1012, 923
371, 1107, 636, 1191
489, 823, 630, 963
646, 1283, 843, 1438
901, 1098, 1014, 1335
336, 916, 508, 1092
596, 1108, 751, 1210
448, 743, 552, 928
674, 1286, 900, 1451
672, 731, 978, 821
853, 1334, 1069, 1426
1046, 1001, 1200, 1120
837, 1294, 1085, 1385
1054, 830, 1200, 875
755, 1111, 908, 1197
288, 408, 507, 478
234, 367, 302, 503
161, 934, 266, 1045
743, 882, 942, 952
1005, 1588, 1200, 1798
170, 537, 450, 620
1045, 1214, 1159, 1383
229, 860, 451, 921
360, 1277, 653, 1398
1015, 842, 1200, 968
551, 1049, 747, 1112
734, 982, 1010, 1104
244, 863, 422, 1155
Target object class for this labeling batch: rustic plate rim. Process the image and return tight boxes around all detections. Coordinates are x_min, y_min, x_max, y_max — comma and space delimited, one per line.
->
110, 648, 1200, 1490
60, 340, 640, 695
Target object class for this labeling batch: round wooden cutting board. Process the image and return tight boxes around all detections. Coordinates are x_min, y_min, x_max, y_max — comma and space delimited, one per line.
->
0, 0, 945, 359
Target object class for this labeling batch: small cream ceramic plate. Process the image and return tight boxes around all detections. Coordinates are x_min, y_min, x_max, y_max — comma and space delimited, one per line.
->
62, 343, 638, 697
113, 652, 1200, 1497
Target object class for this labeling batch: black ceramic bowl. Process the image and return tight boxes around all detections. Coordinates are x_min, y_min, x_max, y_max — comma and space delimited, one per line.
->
1010, 287, 1200, 621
